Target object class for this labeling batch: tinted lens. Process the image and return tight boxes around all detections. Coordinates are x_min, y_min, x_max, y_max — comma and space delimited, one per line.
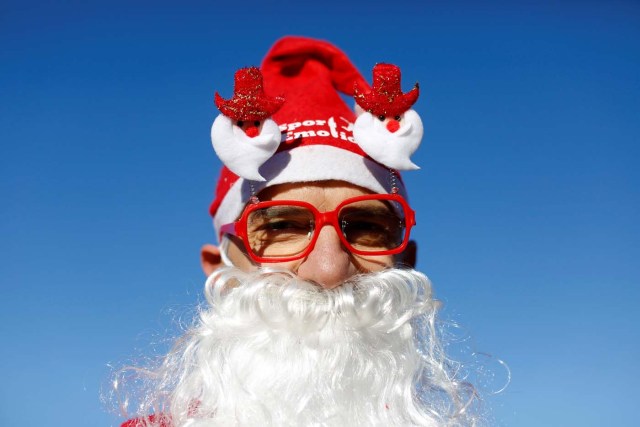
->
339, 199, 406, 252
246, 205, 315, 258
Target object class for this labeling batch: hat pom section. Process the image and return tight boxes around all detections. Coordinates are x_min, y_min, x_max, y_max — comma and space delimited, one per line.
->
353, 110, 423, 170
211, 115, 281, 181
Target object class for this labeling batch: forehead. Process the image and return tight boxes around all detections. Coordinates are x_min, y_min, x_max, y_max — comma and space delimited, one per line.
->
257, 180, 375, 210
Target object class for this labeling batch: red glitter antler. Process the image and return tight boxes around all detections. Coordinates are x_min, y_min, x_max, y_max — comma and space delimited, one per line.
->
214, 67, 285, 121
354, 63, 419, 118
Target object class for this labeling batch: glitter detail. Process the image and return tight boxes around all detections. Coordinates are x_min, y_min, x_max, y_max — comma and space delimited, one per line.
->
391, 186, 399, 194
215, 67, 285, 121
249, 195, 260, 204
354, 63, 419, 117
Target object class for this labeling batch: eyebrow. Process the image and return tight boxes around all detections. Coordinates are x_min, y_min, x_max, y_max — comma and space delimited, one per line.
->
340, 205, 398, 217
258, 205, 311, 218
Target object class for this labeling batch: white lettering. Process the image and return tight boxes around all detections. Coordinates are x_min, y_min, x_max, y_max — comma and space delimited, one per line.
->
328, 117, 338, 138
294, 130, 317, 139
277, 118, 353, 142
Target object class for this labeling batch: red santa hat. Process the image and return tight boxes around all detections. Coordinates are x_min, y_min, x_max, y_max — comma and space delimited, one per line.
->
209, 36, 423, 240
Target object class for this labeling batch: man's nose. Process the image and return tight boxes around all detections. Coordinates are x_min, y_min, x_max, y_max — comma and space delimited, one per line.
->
295, 225, 354, 289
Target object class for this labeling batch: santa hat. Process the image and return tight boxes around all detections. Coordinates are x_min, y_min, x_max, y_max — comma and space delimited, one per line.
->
209, 36, 423, 240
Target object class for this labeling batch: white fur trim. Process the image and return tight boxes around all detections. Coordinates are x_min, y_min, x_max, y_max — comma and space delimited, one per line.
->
353, 110, 423, 170
213, 144, 406, 240
211, 115, 281, 181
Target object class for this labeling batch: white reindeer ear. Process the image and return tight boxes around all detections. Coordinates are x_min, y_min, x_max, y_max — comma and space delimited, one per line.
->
211, 115, 281, 181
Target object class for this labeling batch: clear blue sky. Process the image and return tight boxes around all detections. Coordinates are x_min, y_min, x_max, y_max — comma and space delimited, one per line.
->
1, 1, 638, 426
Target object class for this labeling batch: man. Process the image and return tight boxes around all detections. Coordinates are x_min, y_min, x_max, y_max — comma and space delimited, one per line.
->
117, 36, 482, 426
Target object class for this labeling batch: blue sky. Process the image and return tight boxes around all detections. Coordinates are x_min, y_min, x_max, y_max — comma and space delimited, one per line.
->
1, 1, 638, 426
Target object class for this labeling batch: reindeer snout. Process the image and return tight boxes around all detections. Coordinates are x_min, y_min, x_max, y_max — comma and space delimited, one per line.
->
244, 126, 259, 138
386, 119, 400, 133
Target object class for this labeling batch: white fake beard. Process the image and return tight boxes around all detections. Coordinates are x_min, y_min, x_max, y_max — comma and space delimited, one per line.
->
116, 268, 481, 427
352, 110, 423, 171
210, 115, 281, 181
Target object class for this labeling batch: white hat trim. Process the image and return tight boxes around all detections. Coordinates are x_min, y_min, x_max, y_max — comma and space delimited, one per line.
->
213, 144, 407, 240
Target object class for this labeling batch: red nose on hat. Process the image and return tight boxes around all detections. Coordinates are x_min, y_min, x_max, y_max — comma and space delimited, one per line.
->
354, 63, 419, 118
244, 126, 259, 138
214, 67, 285, 122
386, 119, 400, 133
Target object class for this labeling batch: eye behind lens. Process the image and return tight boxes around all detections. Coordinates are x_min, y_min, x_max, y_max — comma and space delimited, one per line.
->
339, 200, 406, 252
246, 205, 315, 258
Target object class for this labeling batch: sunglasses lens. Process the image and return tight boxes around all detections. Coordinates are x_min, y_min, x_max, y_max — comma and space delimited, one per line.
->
339, 198, 406, 252
246, 205, 314, 258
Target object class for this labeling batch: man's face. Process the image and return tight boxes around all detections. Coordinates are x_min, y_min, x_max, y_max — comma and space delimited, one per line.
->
202, 180, 416, 289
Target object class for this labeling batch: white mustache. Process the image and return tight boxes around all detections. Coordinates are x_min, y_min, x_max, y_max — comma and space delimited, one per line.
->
205, 267, 437, 337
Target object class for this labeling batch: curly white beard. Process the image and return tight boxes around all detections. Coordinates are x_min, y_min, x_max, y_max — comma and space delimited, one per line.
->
114, 268, 482, 426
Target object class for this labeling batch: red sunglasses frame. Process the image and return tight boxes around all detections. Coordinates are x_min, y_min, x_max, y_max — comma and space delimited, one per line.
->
219, 193, 416, 263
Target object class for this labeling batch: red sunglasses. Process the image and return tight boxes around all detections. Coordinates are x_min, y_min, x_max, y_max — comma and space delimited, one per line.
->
220, 193, 416, 263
